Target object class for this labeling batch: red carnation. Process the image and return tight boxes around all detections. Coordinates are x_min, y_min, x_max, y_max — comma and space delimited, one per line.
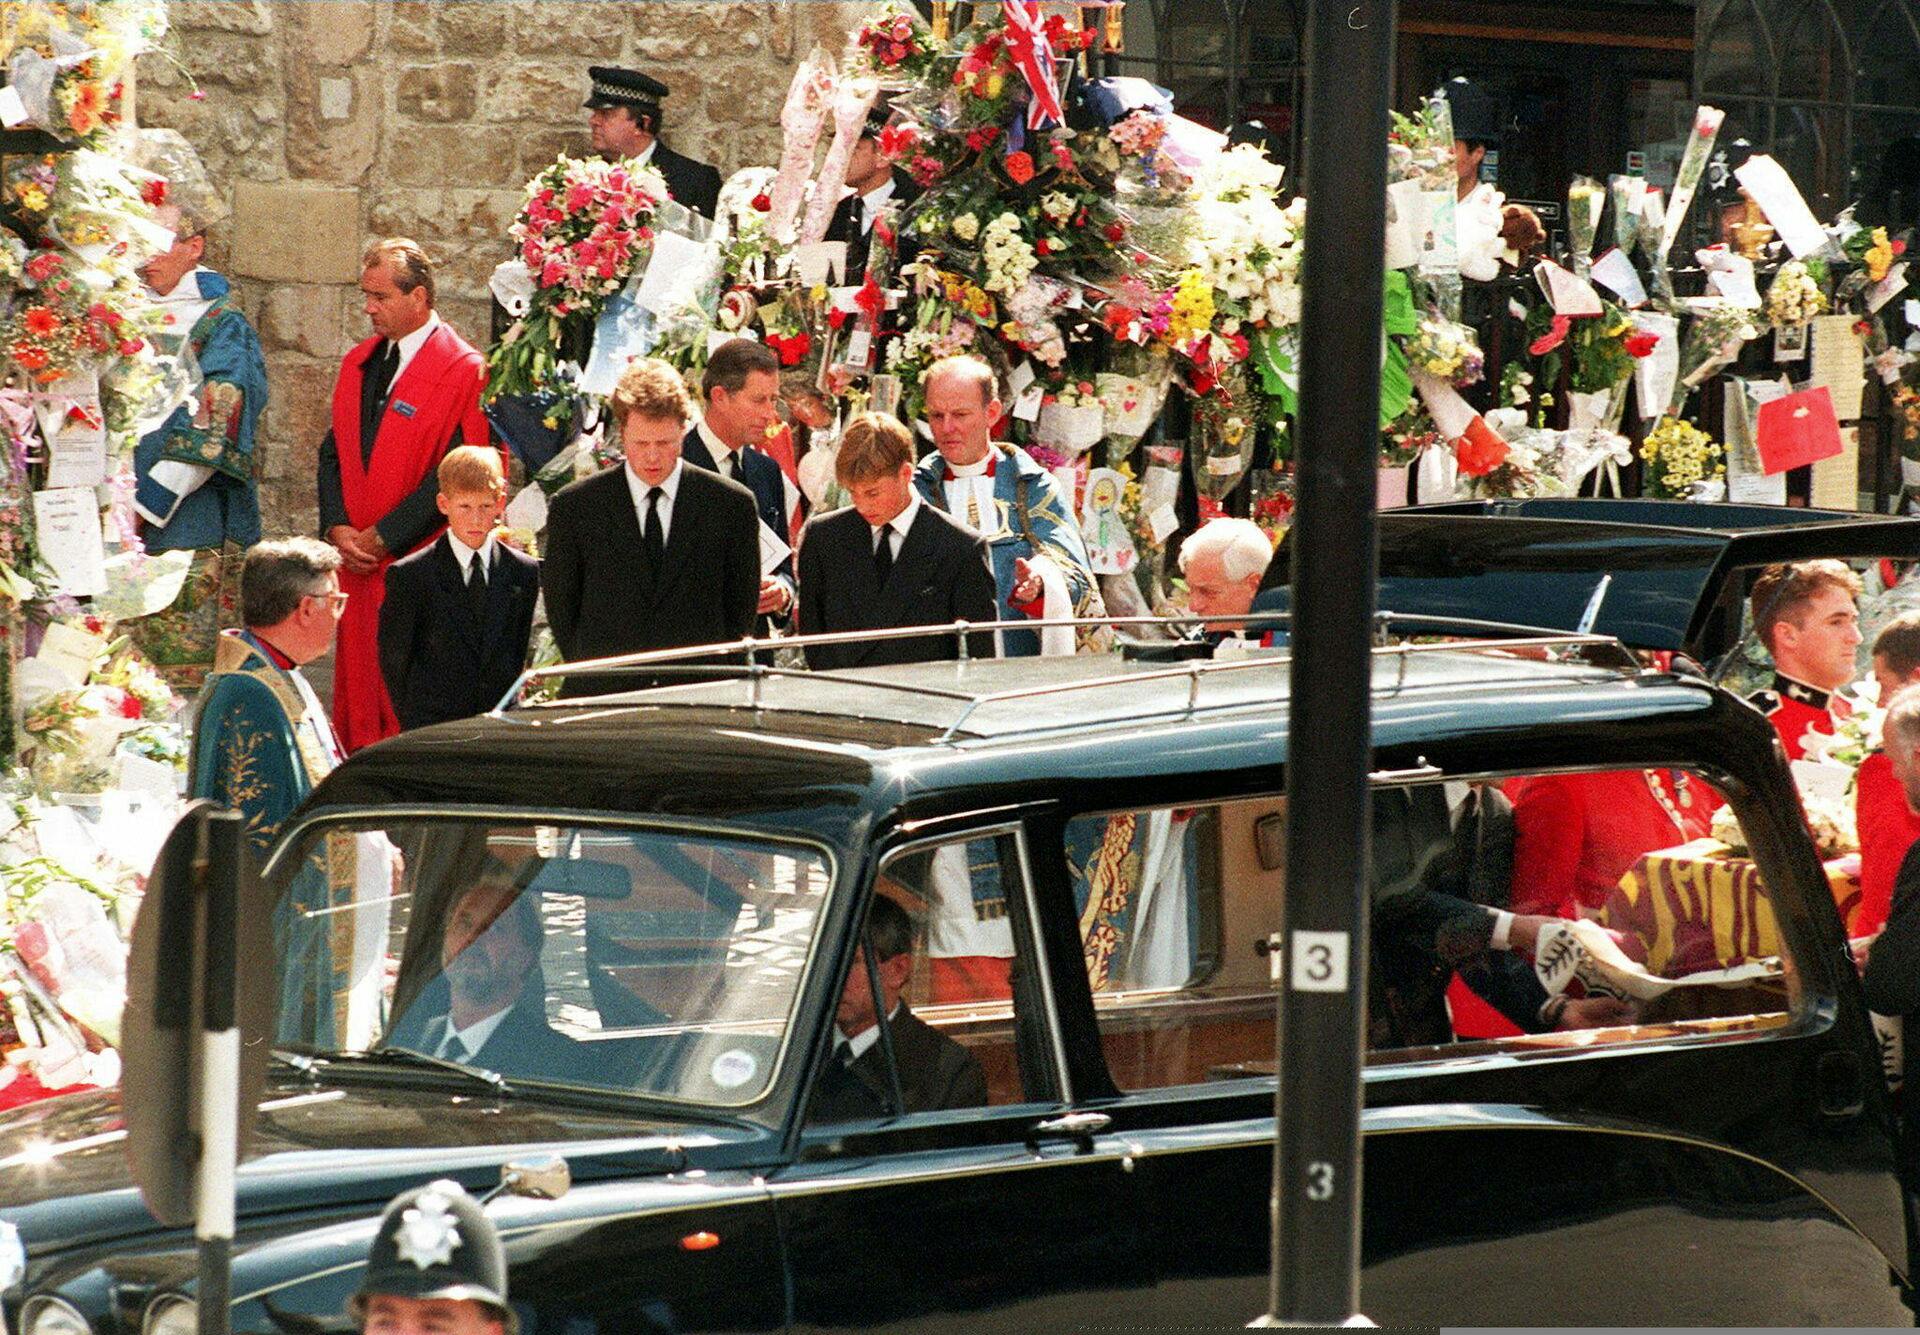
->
118, 337, 144, 356
141, 179, 168, 207
750, 192, 771, 212
115, 689, 142, 720
1623, 330, 1660, 358
1004, 151, 1035, 185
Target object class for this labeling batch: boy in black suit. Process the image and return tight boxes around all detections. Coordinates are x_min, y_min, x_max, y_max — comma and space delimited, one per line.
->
798, 412, 998, 670
378, 446, 539, 730
542, 358, 760, 692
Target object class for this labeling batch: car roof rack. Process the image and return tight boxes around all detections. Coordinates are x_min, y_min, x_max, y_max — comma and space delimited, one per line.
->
492, 613, 1640, 741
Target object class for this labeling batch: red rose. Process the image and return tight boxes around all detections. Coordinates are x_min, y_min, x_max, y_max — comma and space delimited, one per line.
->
1623, 331, 1660, 358
750, 192, 771, 212
1051, 143, 1074, 170
1894, 239, 1909, 257
118, 337, 144, 355
116, 689, 142, 720
1004, 151, 1035, 185
1035, 237, 1052, 255
827, 308, 849, 330
141, 179, 168, 207
1104, 222, 1126, 243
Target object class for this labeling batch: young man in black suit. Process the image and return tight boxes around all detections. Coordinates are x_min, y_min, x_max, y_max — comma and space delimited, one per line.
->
378, 447, 539, 729
683, 337, 797, 622
808, 894, 990, 1124
584, 66, 722, 219
541, 358, 760, 692
798, 412, 998, 670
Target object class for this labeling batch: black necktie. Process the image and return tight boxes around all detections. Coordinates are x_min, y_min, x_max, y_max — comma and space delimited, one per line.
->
643, 487, 666, 566
849, 195, 865, 235
359, 341, 399, 455
466, 553, 487, 619
873, 526, 894, 584
727, 450, 744, 484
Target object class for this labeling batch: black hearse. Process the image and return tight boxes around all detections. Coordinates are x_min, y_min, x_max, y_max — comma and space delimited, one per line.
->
0, 630, 1910, 1330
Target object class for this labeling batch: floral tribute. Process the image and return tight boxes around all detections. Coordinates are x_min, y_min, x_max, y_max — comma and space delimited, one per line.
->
485, 155, 671, 420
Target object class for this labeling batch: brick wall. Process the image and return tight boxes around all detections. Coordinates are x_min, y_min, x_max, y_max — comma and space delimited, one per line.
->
137, 0, 870, 537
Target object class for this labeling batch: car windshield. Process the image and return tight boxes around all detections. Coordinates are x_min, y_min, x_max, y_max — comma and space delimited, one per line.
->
265, 816, 833, 1108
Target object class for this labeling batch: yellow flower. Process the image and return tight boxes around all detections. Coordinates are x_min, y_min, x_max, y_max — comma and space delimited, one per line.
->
1865, 227, 1895, 283
985, 72, 1005, 99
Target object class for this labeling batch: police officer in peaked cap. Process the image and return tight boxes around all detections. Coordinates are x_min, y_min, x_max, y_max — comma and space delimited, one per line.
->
351, 1180, 517, 1335
584, 64, 723, 219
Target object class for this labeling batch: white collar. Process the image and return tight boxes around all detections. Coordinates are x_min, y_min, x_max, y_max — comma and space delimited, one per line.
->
696, 416, 742, 465
632, 141, 657, 168
837, 1002, 902, 1061
151, 266, 208, 306
876, 491, 922, 544
946, 452, 993, 479
448, 1002, 512, 1058
446, 528, 495, 574
626, 457, 684, 504
391, 310, 441, 368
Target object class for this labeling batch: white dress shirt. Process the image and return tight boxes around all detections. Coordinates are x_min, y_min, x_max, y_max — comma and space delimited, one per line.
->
447, 530, 495, 582
388, 310, 442, 384
625, 458, 684, 546
836, 1002, 903, 1061
697, 417, 748, 480
850, 177, 897, 234
434, 1004, 511, 1062
872, 491, 922, 558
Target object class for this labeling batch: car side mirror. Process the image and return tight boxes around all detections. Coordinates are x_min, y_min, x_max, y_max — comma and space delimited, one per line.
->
498, 1155, 570, 1201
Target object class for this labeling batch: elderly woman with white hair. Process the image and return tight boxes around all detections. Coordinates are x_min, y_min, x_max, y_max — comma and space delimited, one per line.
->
1177, 518, 1277, 643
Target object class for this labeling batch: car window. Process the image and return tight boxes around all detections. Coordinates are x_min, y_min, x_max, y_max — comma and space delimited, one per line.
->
805, 830, 1057, 1125
268, 817, 831, 1109
1066, 775, 1802, 1091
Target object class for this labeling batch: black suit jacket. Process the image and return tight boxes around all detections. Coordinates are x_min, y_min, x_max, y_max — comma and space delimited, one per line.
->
384, 976, 594, 1084
541, 462, 760, 691
823, 170, 923, 278
378, 535, 540, 729
1865, 840, 1920, 1174
798, 503, 997, 670
681, 427, 796, 592
808, 1007, 990, 1124
652, 142, 722, 219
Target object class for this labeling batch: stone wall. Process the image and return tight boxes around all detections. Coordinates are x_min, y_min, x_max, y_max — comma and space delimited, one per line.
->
136, 0, 870, 536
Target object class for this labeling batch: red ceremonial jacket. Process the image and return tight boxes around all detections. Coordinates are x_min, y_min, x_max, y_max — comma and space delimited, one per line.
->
1748, 673, 1842, 762
1505, 769, 1721, 919
328, 322, 489, 753
1856, 750, 1920, 938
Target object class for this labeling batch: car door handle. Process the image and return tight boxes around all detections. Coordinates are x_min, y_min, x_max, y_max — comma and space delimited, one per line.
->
1027, 1111, 1112, 1150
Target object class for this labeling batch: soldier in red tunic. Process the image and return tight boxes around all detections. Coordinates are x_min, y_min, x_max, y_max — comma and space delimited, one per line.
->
1745, 560, 1864, 761
1858, 614, 1920, 937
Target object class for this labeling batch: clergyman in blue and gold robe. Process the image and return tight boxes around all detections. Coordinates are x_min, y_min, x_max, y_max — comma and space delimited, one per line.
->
130, 205, 268, 691
913, 355, 1104, 657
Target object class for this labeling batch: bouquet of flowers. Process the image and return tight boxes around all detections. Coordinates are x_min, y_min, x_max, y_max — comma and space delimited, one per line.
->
1640, 415, 1724, 499
485, 154, 670, 418
851, 2, 937, 83
1766, 260, 1827, 328
5, 249, 151, 385
1405, 316, 1484, 387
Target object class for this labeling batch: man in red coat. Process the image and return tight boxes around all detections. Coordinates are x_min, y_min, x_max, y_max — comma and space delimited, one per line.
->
1858, 614, 1920, 937
1745, 560, 1864, 761
317, 238, 490, 753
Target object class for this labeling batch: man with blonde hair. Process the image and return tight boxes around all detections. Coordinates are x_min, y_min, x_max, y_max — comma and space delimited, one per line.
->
378, 446, 540, 731
541, 358, 759, 691
1746, 559, 1865, 760
797, 412, 996, 670
912, 354, 1102, 655
318, 237, 490, 751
